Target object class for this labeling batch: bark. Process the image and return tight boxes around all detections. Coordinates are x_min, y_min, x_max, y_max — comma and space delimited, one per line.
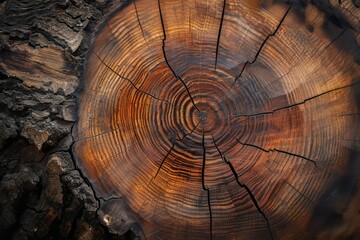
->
0, 0, 135, 239
0, 0, 359, 240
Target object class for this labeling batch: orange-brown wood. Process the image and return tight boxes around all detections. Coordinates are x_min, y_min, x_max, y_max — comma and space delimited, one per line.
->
73, 0, 360, 239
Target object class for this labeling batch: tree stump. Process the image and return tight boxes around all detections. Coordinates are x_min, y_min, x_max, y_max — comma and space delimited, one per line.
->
0, 0, 359, 239
74, 0, 360, 239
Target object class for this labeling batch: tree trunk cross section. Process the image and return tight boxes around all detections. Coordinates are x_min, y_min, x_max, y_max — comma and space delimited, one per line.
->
74, 0, 360, 239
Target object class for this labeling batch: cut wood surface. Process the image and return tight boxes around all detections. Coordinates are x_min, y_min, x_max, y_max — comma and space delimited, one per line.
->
74, 0, 360, 239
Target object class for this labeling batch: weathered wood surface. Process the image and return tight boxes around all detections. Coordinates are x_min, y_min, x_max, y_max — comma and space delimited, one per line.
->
74, 0, 360, 239
0, 0, 135, 239
0, 0, 359, 239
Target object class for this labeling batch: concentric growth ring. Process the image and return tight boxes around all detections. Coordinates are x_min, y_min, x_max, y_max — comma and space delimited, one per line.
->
73, 0, 359, 239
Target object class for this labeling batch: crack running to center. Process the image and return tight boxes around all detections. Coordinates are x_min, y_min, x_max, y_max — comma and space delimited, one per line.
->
158, 0, 200, 112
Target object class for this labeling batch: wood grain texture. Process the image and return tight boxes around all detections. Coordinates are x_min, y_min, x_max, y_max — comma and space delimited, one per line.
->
74, 0, 360, 239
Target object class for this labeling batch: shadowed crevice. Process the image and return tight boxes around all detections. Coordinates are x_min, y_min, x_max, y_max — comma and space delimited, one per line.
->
176, 120, 202, 141
229, 134, 345, 178
214, 0, 227, 70
157, 0, 200, 112
232, 81, 360, 118
91, 51, 172, 104
231, 5, 292, 88
133, 0, 147, 43
202, 131, 213, 240
212, 135, 274, 240
273, 148, 316, 165
154, 140, 176, 179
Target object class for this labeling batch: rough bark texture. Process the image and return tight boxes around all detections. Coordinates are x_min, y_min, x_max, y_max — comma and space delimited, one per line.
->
0, 0, 359, 240
0, 0, 135, 239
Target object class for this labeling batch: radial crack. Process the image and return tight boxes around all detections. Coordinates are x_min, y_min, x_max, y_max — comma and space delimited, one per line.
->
274, 148, 316, 165
232, 81, 359, 117
154, 140, 176, 178
231, 135, 344, 178
231, 135, 268, 152
201, 131, 207, 191
92, 52, 171, 104
212, 135, 274, 240
133, 0, 147, 43
261, 28, 346, 90
157, 0, 200, 112
202, 131, 213, 239
176, 120, 202, 141
231, 135, 317, 166
146, 134, 178, 190
232, 5, 291, 87
263, 164, 321, 209
242, 184, 274, 240
214, 0, 227, 70
74, 127, 141, 143
285, 181, 319, 208
207, 188, 213, 240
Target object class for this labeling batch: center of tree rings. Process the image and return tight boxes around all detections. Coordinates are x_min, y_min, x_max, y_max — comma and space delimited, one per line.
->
74, 0, 359, 239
